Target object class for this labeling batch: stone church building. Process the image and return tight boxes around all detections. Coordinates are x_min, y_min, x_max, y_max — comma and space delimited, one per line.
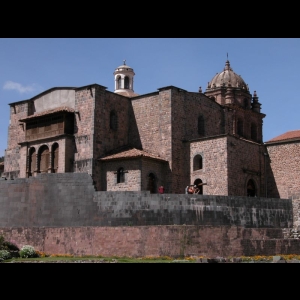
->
2, 59, 299, 198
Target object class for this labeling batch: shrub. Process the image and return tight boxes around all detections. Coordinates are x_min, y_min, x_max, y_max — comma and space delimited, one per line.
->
35, 250, 49, 257
0, 235, 5, 249
19, 245, 38, 258
3, 241, 19, 251
0, 250, 11, 261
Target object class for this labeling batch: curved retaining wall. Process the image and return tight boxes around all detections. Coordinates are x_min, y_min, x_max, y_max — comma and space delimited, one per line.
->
0, 173, 299, 257
0, 173, 294, 228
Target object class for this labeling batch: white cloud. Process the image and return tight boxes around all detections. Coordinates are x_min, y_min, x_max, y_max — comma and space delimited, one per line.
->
3, 81, 40, 94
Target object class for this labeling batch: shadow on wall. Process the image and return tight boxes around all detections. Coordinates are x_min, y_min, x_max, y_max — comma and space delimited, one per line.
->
266, 158, 280, 198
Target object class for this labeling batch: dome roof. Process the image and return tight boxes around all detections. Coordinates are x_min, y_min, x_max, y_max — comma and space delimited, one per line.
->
116, 64, 132, 70
115, 60, 133, 72
207, 60, 249, 91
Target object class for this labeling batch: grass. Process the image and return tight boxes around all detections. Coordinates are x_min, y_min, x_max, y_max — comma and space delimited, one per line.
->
3, 253, 300, 263
3, 254, 194, 263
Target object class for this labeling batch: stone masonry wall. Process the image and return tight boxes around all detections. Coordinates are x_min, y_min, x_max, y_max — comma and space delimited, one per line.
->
130, 91, 172, 189
190, 136, 228, 195
266, 142, 300, 199
171, 90, 225, 193
1, 226, 300, 258
0, 172, 299, 258
227, 135, 265, 197
93, 89, 131, 190
0, 173, 293, 228
101, 157, 168, 192
73, 86, 95, 175
4, 102, 29, 178
102, 159, 142, 192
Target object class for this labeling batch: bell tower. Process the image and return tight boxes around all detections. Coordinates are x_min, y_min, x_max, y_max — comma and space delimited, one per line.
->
114, 60, 138, 97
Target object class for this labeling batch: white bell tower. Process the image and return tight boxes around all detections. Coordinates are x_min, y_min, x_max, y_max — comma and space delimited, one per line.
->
114, 60, 138, 97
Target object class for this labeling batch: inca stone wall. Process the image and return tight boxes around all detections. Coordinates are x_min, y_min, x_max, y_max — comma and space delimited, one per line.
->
0, 173, 294, 228
0, 172, 299, 257
1, 226, 300, 258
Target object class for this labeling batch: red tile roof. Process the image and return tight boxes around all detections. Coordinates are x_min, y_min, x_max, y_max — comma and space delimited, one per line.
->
19, 106, 75, 122
99, 148, 167, 162
265, 130, 300, 143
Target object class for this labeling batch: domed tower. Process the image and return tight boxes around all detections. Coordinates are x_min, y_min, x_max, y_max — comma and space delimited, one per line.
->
204, 59, 257, 111
114, 60, 139, 97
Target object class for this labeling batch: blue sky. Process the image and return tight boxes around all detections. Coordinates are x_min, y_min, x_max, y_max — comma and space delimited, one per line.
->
0, 38, 299, 157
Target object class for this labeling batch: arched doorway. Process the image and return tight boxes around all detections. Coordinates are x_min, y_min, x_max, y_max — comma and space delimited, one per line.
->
194, 178, 203, 194
52, 143, 59, 173
247, 179, 256, 197
28, 147, 36, 177
38, 145, 50, 173
147, 173, 156, 194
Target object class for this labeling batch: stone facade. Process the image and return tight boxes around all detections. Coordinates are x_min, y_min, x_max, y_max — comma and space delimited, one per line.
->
265, 135, 300, 199
2, 59, 298, 198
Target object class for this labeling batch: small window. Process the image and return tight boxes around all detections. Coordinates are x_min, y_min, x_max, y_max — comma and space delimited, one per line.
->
198, 115, 205, 136
110, 111, 118, 130
244, 98, 248, 109
193, 155, 203, 171
117, 167, 125, 183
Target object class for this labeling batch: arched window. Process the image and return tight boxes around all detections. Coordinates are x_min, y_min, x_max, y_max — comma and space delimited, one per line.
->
237, 119, 243, 136
198, 115, 205, 136
247, 179, 256, 197
194, 178, 203, 195
28, 147, 36, 176
124, 76, 129, 89
38, 145, 49, 173
147, 173, 156, 194
110, 111, 118, 130
193, 155, 203, 171
52, 143, 59, 173
117, 76, 121, 89
117, 167, 125, 183
251, 123, 257, 141
244, 98, 248, 109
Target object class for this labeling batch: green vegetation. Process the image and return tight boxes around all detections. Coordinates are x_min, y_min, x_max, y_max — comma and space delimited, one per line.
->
0, 235, 20, 262
0, 156, 4, 162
